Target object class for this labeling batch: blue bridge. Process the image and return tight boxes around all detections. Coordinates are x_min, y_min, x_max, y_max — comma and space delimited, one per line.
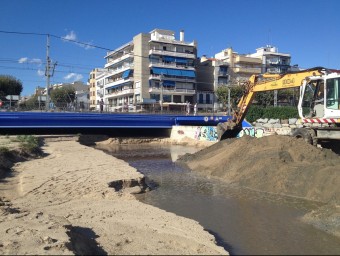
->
0, 112, 239, 137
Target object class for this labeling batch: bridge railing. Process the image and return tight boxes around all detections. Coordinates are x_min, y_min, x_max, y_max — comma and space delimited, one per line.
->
0, 100, 224, 116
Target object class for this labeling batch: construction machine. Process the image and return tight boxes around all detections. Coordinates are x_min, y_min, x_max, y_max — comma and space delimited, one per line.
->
217, 67, 340, 145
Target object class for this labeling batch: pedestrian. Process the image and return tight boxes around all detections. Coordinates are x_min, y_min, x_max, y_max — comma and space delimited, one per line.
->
194, 103, 197, 116
100, 99, 104, 113
186, 101, 190, 115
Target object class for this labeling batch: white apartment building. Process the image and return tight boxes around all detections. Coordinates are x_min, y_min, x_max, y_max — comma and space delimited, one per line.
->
249, 45, 291, 74
99, 29, 197, 112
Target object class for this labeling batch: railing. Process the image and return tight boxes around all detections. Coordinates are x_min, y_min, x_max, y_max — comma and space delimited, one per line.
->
149, 62, 195, 70
104, 53, 133, 68
0, 100, 224, 115
149, 49, 195, 59
148, 87, 195, 94
149, 74, 195, 82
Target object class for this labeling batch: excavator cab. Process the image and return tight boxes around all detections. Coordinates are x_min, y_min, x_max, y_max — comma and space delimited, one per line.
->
299, 74, 340, 119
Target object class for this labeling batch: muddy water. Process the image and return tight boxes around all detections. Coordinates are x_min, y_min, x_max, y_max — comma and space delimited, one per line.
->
99, 144, 340, 255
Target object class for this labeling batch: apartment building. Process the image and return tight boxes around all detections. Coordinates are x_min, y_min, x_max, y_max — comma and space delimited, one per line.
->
249, 45, 291, 74
100, 29, 197, 112
215, 47, 262, 85
196, 56, 229, 111
89, 68, 106, 110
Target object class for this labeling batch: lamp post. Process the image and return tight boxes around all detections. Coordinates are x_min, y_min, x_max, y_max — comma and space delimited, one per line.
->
160, 74, 163, 114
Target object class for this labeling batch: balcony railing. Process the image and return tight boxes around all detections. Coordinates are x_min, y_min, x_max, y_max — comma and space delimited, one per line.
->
149, 49, 195, 59
105, 53, 133, 69
105, 77, 134, 89
149, 74, 195, 82
234, 67, 261, 74
234, 55, 262, 64
106, 89, 135, 98
148, 87, 195, 95
149, 62, 195, 70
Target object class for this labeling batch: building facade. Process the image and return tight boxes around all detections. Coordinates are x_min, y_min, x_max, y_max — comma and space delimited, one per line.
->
89, 68, 106, 110
99, 29, 197, 112
249, 45, 291, 74
196, 56, 229, 111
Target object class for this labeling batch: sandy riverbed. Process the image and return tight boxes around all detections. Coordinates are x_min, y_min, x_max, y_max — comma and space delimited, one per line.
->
0, 136, 227, 255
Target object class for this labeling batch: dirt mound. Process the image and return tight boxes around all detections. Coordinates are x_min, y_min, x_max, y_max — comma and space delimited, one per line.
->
178, 135, 340, 204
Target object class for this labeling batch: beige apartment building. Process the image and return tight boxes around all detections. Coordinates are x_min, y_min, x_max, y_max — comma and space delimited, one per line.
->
196, 45, 292, 111
89, 68, 106, 110
97, 29, 197, 112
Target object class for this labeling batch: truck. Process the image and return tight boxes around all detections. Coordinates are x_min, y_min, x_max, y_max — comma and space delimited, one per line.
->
217, 67, 340, 145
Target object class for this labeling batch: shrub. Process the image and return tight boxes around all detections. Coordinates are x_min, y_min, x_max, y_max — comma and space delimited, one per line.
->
13, 135, 40, 154
245, 106, 309, 123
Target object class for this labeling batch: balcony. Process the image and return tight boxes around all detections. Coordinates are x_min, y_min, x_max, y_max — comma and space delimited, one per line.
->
105, 77, 134, 90
103, 65, 134, 80
104, 54, 134, 69
234, 67, 261, 74
234, 55, 262, 64
148, 87, 195, 95
149, 62, 195, 70
106, 88, 135, 98
149, 49, 195, 59
149, 74, 195, 83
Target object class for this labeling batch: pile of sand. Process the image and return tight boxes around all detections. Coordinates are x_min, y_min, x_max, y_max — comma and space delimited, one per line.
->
179, 135, 340, 204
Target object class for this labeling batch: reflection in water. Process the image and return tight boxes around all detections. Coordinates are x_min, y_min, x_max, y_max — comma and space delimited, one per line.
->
98, 143, 340, 255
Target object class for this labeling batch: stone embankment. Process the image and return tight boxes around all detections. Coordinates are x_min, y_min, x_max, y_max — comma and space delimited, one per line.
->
249, 118, 329, 136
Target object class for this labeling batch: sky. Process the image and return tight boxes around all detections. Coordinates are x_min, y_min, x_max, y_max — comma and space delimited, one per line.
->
1, 0, 340, 96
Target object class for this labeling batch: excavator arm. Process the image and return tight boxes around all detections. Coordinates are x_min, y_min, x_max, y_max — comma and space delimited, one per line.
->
217, 67, 325, 140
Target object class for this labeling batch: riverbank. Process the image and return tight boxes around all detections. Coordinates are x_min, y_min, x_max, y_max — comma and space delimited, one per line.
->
0, 135, 227, 255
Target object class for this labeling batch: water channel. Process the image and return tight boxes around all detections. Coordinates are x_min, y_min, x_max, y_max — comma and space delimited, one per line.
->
98, 143, 340, 255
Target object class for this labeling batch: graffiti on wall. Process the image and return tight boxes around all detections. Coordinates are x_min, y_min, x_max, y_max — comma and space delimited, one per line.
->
195, 126, 218, 141
237, 127, 266, 138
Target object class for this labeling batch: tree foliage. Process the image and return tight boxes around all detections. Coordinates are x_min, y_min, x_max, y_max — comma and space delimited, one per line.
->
0, 75, 23, 98
216, 86, 228, 106
50, 86, 75, 103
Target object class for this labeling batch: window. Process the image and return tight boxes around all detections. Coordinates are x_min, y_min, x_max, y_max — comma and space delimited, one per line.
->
206, 94, 211, 104
199, 94, 204, 104
326, 78, 340, 109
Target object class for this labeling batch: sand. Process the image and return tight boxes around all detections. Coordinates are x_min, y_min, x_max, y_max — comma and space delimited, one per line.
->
0, 136, 227, 255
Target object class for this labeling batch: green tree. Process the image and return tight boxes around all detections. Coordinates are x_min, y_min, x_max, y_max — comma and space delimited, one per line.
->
216, 86, 228, 109
254, 91, 274, 107
50, 86, 75, 103
19, 95, 41, 110
0, 75, 23, 98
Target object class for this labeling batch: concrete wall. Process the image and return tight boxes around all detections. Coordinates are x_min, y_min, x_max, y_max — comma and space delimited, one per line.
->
133, 33, 151, 101
170, 118, 302, 142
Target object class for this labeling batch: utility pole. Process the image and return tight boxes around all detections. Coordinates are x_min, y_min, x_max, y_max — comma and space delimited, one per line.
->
45, 34, 57, 111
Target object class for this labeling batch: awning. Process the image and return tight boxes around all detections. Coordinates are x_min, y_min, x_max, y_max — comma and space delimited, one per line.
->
152, 67, 195, 78
163, 56, 175, 62
163, 56, 188, 64
163, 80, 175, 86
174, 57, 187, 64
122, 69, 132, 79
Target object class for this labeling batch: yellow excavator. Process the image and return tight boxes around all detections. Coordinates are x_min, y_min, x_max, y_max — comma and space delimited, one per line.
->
217, 67, 340, 145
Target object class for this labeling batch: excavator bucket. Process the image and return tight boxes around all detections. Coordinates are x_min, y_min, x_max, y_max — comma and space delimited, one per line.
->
216, 121, 243, 140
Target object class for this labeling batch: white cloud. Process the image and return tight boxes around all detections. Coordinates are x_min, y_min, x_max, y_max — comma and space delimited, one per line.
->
64, 73, 83, 81
62, 30, 94, 50
62, 30, 77, 41
37, 69, 45, 76
18, 57, 28, 63
30, 58, 43, 65
18, 57, 43, 65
